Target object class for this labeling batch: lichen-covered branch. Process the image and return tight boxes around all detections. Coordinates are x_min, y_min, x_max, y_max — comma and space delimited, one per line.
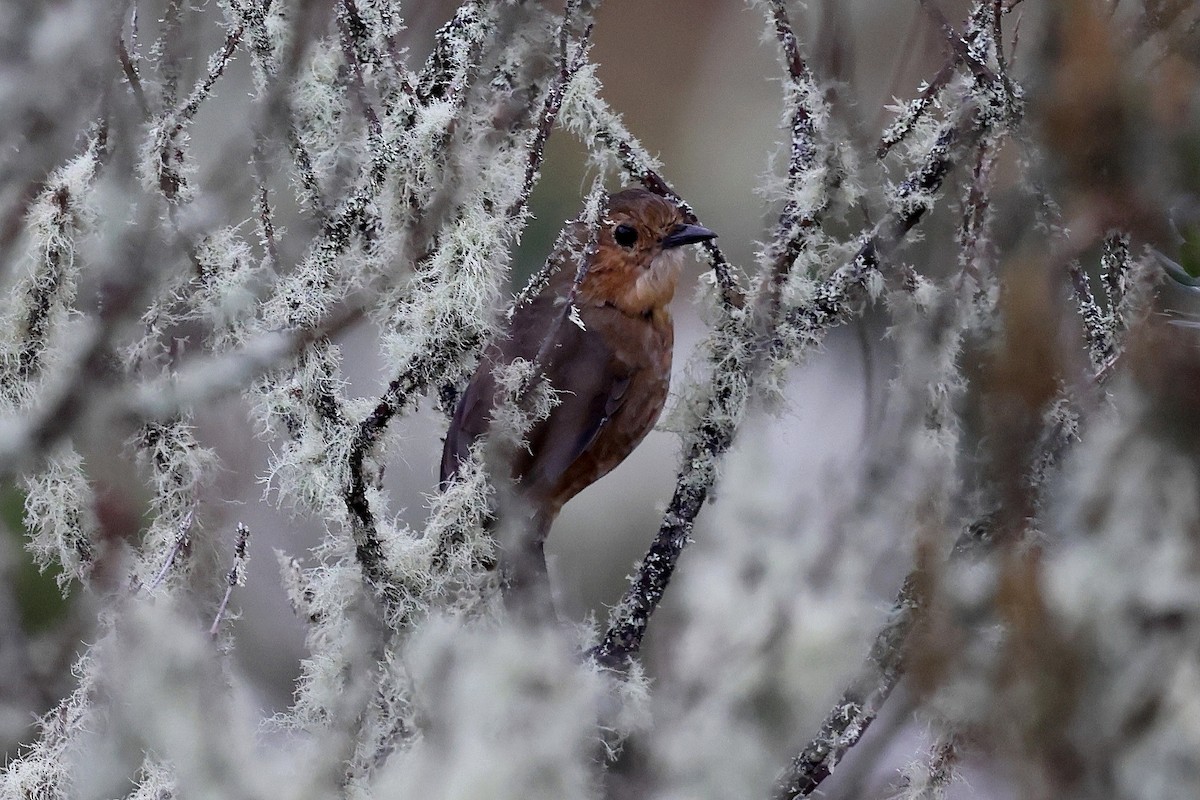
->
1, 1, 1196, 798
209, 523, 251, 638
772, 574, 922, 800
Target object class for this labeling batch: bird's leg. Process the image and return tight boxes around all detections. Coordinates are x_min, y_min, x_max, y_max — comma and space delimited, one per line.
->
494, 506, 557, 622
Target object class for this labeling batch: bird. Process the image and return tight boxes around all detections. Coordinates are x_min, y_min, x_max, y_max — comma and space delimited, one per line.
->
440, 186, 716, 609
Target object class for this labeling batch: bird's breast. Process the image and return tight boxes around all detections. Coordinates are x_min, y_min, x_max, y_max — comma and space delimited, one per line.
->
582, 247, 683, 317
589, 303, 672, 371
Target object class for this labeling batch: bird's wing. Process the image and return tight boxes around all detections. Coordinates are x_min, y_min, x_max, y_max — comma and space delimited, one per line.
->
518, 309, 632, 495
441, 287, 576, 487
439, 353, 497, 486
440, 283, 638, 499
523, 368, 629, 491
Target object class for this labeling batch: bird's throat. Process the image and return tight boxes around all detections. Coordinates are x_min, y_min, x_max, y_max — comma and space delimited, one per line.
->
586, 247, 682, 317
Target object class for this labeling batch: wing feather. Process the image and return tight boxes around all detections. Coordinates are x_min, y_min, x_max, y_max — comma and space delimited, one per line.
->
439, 294, 633, 499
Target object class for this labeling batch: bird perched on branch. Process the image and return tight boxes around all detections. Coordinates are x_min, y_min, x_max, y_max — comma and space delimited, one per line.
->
440, 187, 716, 607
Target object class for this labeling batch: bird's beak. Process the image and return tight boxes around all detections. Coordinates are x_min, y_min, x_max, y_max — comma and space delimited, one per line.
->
662, 222, 718, 248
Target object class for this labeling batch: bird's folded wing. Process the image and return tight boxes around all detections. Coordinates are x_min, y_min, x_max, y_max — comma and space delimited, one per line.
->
519, 317, 631, 494
440, 295, 632, 494
439, 357, 496, 486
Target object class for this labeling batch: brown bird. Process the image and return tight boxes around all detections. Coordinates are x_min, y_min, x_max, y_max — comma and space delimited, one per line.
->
440, 187, 716, 604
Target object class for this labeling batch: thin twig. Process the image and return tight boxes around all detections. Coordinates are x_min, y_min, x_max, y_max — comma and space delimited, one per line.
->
878, 56, 958, 158
763, 0, 823, 298
117, 36, 151, 119
786, 104, 981, 339
508, 1, 594, 219
768, 0, 807, 80
1031, 184, 1115, 368
957, 133, 1000, 287
992, 0, 1018, 104
772, 574, 922, 800
894, 735, 960, 797
209, 524, 250, 637
918, 0, 999, 87
370, 2, 414, 94
145, 509, 196, 592
285, 128, 329, 218
233, 0, 330, 217
174, 23, 246, 126
155, 0, 186, 110
1066, 258, 1113, 368
1101, 230, 1131, 325
253, 135, 280, 272
336, 0, 383, 140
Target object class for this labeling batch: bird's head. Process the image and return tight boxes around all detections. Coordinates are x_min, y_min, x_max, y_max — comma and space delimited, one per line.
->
579, 187, 717, 317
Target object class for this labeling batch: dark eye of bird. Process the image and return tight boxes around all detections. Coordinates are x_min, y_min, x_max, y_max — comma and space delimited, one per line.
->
613, 223, 638, 248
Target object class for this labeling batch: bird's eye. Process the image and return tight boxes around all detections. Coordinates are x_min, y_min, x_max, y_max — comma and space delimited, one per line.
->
613, 223, 638, 248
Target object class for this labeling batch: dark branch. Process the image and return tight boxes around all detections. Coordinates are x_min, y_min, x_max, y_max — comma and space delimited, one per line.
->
336, 0, 383, 140
772, 574, 922, 800
878, 56, 958, 158
209, 523, 251, 637
918, 0, 999, 87
763, 0, 822, 295
174, 22, 246, 126
116, 36, 151, 119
